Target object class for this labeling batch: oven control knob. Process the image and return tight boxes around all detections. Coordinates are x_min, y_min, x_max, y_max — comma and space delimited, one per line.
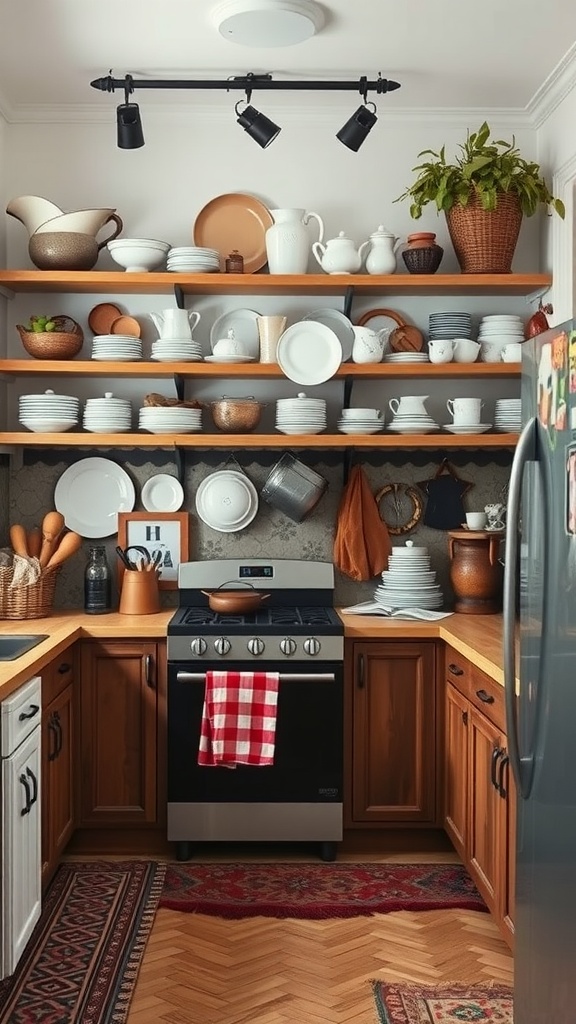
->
247, 637, 265, 656
280, 637, 297, 656
214, 637, 231, 656
190, 637, 207, 657
304, 637, 321, 656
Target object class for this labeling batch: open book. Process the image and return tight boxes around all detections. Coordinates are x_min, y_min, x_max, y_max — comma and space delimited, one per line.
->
341, 601, 453, 621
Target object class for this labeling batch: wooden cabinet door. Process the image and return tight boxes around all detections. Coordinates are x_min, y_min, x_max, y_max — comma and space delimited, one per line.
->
444, 682, 469, 859
42, 683, 74, 886
468, 706, 505, 912
79, 641, 158, 826
350, 641, 437, 824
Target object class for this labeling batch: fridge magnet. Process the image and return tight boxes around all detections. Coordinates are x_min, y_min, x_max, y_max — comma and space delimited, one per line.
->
566, 447, 576, 535
552, 331, 568, 430
117, 511, 189, 589
417, 459, 473, 530
569, 331, 576, 394
537, 342, 553, 428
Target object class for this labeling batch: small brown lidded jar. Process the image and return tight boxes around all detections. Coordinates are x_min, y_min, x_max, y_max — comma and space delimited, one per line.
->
225, 250, 244, 273
406, 232, 438, 249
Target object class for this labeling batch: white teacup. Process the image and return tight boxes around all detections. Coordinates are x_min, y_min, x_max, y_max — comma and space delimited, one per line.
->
480, 341, 504, 362
501, 342, 522, 362
466, 512, 488, 530
428, 339, 453, 363
341, 407, 381, 419
447, 397, 483, 424
452, 339, 481, 363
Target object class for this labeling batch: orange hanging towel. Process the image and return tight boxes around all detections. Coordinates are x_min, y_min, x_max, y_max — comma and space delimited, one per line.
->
333, 465, 392, 581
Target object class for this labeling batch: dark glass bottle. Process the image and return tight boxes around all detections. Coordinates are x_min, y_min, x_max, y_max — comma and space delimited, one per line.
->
84, 545, 112, 614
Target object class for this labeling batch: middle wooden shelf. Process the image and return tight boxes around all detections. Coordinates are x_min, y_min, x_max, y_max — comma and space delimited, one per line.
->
0, 431, 519, 449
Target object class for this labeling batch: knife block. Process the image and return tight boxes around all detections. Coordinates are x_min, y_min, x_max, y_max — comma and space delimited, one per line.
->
118, 569, 160, 615
448, 530, 504, 614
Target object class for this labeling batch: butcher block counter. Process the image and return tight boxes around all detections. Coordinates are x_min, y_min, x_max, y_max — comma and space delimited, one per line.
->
0, 609, 506, 698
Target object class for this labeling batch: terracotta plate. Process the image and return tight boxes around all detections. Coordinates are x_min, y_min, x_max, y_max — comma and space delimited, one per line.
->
110, 315, 141, 338
88, 302, 123, 335
193, 193, 274, 274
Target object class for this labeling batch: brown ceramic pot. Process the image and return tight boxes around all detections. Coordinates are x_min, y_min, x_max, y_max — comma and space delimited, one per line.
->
448, 530, 504, 613
28, 231, 100, 271
406, 232, 438, 249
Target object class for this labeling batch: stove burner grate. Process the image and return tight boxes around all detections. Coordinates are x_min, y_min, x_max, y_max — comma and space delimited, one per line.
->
180, 605, 339, 628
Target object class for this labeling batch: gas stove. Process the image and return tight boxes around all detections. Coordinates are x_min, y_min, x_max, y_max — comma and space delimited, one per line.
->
168, 558, 343, 662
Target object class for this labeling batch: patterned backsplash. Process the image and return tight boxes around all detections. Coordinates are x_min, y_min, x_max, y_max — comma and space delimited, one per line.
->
4, 450, 512, 612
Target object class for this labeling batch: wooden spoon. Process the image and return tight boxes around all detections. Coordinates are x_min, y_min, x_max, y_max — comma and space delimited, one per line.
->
46, 531, 83, 568
39, 510, 66, 568
9, 524, 29, 557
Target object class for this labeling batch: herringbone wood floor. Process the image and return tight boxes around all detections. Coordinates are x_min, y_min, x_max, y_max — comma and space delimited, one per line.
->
125, 850, 514, 1024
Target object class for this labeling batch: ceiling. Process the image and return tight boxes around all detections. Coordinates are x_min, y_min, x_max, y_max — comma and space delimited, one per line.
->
0, 0, 575, 116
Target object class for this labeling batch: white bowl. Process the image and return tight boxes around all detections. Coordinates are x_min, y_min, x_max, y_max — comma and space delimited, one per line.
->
20, 418, 78, 432
107, 238, 170, 272
452, 339, 481, 363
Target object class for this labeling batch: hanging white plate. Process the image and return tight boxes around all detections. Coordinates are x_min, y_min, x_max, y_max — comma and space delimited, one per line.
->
301, 308, 354, 361
209, 308, 261, 358
141, 474, 185, 513
54, 457, 135, 538
195, 470, 258, 532
277, 321, 342, 385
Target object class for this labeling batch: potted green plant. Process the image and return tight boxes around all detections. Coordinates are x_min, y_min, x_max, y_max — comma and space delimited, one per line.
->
396, 122, 565, 274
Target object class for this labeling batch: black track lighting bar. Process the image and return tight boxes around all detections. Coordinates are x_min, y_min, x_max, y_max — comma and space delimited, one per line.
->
91, 73, 401, 96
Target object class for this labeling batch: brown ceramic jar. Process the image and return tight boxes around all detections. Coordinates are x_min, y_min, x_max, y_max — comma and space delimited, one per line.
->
406, 232, 438, 249
448, 530, 504, 614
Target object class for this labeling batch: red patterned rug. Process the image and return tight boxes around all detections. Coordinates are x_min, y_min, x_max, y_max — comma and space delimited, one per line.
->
159, 862, 487, 919
0, 860, 165, 1024
372, 981, 513, 1023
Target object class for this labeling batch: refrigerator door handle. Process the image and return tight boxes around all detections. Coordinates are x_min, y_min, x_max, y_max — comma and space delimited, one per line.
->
503, 415, 537, 799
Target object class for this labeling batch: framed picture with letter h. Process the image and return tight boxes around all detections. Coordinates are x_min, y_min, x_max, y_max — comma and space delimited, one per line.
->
117, 511, 189, 590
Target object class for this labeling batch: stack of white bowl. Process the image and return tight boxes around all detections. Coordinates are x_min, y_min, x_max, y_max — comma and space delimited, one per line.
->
138, 406, 203, 434
83, 393, 132, 433
429, 311, 473, 340
275, 394, 327, 435
375, 542, 444, 609
494, 398, 521, 432
91, 334, 143, 361
337, 408, 384, 434
19, 389, 80, 432
478, 315, 524, 362
167, 247, 220, 273
151, 336, 203, 362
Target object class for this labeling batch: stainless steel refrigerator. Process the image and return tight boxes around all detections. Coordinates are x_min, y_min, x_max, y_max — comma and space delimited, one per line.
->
504, 321, 576, 1023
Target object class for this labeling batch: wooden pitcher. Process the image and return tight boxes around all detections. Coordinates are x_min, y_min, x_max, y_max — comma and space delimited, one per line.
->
448, 530, 504, 614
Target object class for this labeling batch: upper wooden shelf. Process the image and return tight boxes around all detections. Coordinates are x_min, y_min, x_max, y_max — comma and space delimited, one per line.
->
0, 359, 521, 379
0, 270, 552, 296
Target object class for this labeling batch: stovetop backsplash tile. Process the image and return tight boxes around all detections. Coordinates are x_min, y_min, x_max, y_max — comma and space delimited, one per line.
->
7, 453, 512, 612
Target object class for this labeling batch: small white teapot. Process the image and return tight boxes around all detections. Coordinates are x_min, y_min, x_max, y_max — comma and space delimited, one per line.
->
358, 225, 400, 275
312, 231, 363, 274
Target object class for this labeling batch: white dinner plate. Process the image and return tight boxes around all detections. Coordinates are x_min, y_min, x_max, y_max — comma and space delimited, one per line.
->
301, 308, 355, 361
209, 309, 261, 358
54, 457, 135, 538
195, 470, 258, 532
141, 474, 185, 513
277, 321, 342, 385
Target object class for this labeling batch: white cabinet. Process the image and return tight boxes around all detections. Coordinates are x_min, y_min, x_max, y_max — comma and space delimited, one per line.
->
1, 676, 42, 979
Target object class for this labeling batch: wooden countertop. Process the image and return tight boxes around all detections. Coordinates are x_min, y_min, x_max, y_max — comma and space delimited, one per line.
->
0, 609, 506, 700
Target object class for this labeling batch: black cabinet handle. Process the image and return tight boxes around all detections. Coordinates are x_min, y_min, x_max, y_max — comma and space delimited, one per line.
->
18, 703, 40, 722
54, 711, 62, 757
448, 663, 464, 676
461, 709, 468, 726
491, 746, 504, 790
144, 653, 155, 689
58, 662, 71, 674
26, 766, 38, 808
476, 688, 495, 704
357, 653, 365, 689
19, 772, 31, 815
48, 713, 58, 761
498, 753, 510, 799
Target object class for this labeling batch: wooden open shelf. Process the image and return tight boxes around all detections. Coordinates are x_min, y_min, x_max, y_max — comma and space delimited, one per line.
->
0, 431, 520, 449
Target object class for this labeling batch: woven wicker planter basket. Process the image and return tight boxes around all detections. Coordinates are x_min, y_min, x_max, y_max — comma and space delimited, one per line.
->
0, 566, 60, 619
446, 191, 523, 274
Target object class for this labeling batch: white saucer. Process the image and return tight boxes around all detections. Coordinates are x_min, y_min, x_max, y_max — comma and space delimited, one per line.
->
204, 355, 256, 363
443, 423, 492, 434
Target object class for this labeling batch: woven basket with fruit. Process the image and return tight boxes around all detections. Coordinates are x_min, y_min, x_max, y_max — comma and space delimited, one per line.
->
17, 314, 84, 360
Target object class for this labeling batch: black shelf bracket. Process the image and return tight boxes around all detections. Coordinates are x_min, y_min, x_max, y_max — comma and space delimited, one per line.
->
343, 285, 355, 321
173, 446, 185, 485
343, 376, 354, 409
174, 373, 185, 401
342, 448, 354, 486
173, 284, 185, 309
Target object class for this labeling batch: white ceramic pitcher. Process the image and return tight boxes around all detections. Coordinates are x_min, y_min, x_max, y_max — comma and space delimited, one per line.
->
265, 208, 324, 274
351, 325, 390, 363
149, 308, 201, 340
389, 395, 430, 417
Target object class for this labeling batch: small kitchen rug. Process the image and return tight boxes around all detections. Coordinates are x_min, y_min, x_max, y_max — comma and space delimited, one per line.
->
372, 980, 513, 1024
0, 860, 165, 1024
159, 862, 487, 919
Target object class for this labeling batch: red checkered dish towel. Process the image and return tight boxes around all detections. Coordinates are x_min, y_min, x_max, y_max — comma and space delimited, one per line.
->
198, 670, 280, 767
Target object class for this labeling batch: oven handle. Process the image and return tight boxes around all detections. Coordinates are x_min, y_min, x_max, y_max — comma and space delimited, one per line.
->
176, 671, 337, 683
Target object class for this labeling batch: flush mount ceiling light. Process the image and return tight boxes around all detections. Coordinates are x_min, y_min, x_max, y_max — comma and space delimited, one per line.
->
210, 0, 325, 47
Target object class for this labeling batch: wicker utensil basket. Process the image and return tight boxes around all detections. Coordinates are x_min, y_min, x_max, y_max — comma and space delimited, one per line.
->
16, 316, 84, 360
446, 192, 523, 274
0, 565, 60, 619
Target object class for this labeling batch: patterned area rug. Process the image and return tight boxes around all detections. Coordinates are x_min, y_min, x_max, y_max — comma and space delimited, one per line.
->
372, 981, 514, 1023
159, 862, 487, 919
0, 860, 165, 1024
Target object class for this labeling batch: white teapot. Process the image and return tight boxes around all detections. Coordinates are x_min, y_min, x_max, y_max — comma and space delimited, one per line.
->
312, 231, 364, 274
358, 225, 400, 275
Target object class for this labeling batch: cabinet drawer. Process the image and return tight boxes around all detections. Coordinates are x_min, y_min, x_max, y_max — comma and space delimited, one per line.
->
469, 665, 505, 732
42, 650, 74, 706
1, 675, 42, 755
445, 646, 471, 697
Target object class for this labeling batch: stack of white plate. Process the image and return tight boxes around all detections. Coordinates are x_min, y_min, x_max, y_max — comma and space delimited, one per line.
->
495, 398, 521, 432
138, 406, 203, 434
167, 247, 220, 273
383, 351, 429, 364
92, 334, 143, 361
429, 311, 473, 340
83, 393, 132, 433
478, 314, 524, 342
388, 412, 439, 434
375, 542, 444, 609
337, 408, 384, 434
275, 393, 327, 435
19, 389, 80, 432
151, 337, 203, 362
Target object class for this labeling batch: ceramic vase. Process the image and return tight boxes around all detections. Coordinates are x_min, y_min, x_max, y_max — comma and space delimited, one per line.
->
265, 208, 324, 274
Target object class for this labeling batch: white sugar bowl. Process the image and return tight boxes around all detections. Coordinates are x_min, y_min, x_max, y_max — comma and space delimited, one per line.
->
213, 329, 248, 358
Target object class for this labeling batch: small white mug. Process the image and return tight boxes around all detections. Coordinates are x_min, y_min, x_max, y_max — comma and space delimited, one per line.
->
447, 397, 483, 425
466, 512, 488, 530
428, 339, 453, 363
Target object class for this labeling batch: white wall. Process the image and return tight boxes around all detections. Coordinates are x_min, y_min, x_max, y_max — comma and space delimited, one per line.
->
537, 82, 576, 323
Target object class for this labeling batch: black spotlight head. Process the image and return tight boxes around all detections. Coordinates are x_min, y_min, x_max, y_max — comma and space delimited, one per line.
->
116, 102, 145, 149
236, 104, 281, 149
336, 104, 377, 152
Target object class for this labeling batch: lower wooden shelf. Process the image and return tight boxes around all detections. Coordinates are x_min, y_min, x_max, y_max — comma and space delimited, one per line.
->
0, 432, 520, 449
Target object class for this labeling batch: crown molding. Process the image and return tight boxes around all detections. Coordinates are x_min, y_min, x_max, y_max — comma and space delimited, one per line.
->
527, 41, 576, 128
